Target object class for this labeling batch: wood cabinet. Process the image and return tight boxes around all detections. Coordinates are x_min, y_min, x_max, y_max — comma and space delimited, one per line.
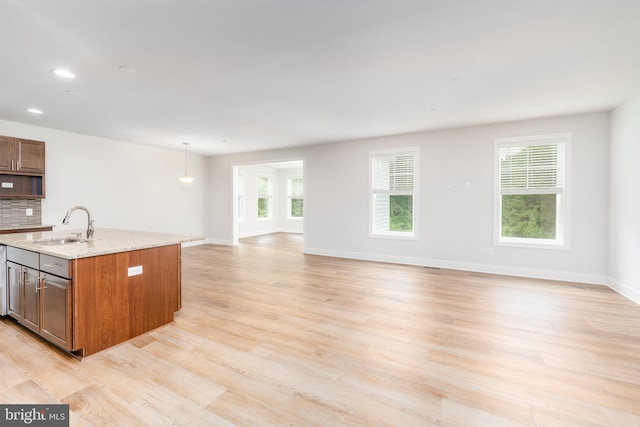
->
6, 243, 181, 357
0, 135, 46, 198
0, 174, 45, 198
72, 244, 181, 357
0, 136, 45, 174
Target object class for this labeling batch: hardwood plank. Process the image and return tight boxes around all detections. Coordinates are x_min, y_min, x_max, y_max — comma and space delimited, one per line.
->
2, 232, 640, 426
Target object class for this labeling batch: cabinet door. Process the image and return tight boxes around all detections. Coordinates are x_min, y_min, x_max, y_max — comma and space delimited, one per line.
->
40, 274, 71, 350
7, 261, 23, 320
16, 139, 45, 173
0, 136, 15, 171
21, 267, 40, 334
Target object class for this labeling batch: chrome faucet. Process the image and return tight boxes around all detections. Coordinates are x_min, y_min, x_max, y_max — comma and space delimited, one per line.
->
62, 206, 94, 239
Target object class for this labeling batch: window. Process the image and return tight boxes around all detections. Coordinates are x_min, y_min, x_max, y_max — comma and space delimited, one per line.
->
370, 148, 418, 238
257, 176, 272, 219
495, 133, 571, 249
237, 172, 245, 222
287, 177, 303, 219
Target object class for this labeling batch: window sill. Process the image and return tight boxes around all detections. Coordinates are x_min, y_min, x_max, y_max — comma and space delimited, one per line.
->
495, 237, 570, 250
370, 232, 417, 241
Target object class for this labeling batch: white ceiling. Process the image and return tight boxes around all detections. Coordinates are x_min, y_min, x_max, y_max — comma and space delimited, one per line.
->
1, 0, 639, 156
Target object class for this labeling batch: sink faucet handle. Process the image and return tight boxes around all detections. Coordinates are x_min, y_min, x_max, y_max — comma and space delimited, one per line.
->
87, 219, 95, 239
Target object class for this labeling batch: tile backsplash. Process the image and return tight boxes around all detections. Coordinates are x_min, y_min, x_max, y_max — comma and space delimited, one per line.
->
0, 199, 42, 228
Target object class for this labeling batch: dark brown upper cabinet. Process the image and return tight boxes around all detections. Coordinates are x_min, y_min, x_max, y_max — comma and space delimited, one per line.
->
0, 136, 45, 174
0, 135, 46, 198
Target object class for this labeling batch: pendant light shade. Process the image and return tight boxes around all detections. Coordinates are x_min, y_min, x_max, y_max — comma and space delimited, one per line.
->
179, 142, 194, 183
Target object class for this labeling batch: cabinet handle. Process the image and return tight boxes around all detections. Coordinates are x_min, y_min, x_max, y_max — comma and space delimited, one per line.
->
43, 263, 63, 268
37, 277, 47, 293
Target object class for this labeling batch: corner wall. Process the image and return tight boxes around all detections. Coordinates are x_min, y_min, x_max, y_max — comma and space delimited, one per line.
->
608, 94, 640, 303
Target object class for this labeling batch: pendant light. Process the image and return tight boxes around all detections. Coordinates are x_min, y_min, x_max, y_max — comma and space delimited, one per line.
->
178, 142, 195, 183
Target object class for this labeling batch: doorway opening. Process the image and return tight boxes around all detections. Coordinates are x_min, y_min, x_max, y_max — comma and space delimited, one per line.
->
232, 159, 305, 252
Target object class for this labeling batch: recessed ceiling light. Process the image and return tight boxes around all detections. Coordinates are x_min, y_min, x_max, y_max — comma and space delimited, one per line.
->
27, 108, 43, 114
118, 65, 136, 73
53, 69, 75, 78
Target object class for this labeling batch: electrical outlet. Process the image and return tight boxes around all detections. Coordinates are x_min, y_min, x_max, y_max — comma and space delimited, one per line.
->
128, 265, 143, 277
487, 247, 494, 256
26, 208, 33, 216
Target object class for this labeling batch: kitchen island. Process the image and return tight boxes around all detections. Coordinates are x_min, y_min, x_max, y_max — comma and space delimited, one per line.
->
0, 228, 202, 357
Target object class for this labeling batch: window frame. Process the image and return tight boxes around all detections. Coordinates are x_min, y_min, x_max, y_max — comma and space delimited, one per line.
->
286, 176, 304, 220
369, 147, 419, 240
256, 175, 273, 221
493, 133, 572, 250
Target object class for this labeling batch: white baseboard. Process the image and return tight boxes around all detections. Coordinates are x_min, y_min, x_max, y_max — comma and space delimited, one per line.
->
238, 229, 279, 239
181, 239, 207, 248
185, 237, 233, 246
304, 247, 608, 286
278, 227, 304, 234
607, 277, 640, 304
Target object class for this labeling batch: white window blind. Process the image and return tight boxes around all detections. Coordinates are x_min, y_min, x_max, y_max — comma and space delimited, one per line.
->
372, 153, 415, 194
257, 176, 271, 197
287, 177, 303, 218
289, 177, 303, 198
500, 143, 565, 195
370, 149, 417, 237
257, 176, 272, 219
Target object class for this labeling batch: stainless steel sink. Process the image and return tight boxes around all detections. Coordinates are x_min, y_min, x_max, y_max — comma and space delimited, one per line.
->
35, 238, 86, 246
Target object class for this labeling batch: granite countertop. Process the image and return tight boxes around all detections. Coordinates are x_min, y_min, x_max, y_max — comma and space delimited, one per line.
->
0, 228, 204, 259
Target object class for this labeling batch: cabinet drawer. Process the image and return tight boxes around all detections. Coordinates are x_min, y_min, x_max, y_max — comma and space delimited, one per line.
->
40, 254, 70, 279
7, 246, 39, 269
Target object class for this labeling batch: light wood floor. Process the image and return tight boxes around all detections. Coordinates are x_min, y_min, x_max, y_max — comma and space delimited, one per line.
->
1, 233, 640, 426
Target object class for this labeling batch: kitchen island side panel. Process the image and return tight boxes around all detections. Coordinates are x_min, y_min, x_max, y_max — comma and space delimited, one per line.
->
72, 244, 181, 356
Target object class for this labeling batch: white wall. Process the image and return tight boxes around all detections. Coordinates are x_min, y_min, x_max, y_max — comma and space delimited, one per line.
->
1, 111, 615, 287
608, 93, 640, 303
0, 119, 208, 237
208, 112, 609, 284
